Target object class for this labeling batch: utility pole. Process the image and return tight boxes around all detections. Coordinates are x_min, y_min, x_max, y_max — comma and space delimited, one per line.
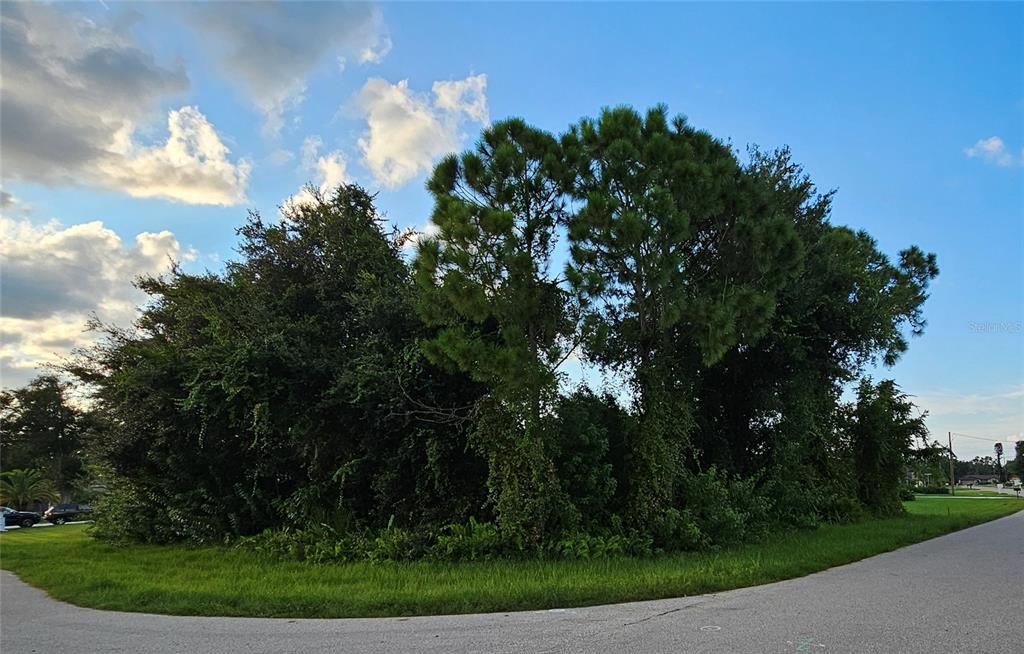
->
948, 432, 955, 496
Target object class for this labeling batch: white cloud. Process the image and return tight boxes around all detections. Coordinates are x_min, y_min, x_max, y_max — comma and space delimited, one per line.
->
964, 136, 1020, 167
101, 106, 251, 206
0, 3, 249, 206
354, 74, 489, 188
181, 2, 387, 137
432, 75, 490, 124
0, 217, 195, 387
283, 136, 350, 211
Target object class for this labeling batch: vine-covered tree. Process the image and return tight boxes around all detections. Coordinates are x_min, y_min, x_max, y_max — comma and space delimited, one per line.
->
848, 379, 929, 515
415, 119, 576, 542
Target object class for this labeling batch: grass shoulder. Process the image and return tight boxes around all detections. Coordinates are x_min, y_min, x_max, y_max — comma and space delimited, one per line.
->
915, 489, 1016, 497
1, 497, 1020, 619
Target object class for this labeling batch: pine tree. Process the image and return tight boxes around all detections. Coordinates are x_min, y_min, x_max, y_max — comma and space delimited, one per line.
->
562, 106, 802, 524
414, 118, 576, 542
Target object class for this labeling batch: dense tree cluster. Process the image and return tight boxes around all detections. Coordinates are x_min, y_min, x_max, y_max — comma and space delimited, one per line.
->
61, 107, 938, 553
1, 376, 92, 502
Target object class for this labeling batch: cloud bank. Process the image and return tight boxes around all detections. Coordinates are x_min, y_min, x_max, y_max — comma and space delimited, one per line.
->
0, 217, 194, 387
0, 3, 249, 205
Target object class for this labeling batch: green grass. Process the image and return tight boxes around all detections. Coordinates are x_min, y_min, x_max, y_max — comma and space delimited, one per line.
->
915, 488, 1014, 497
952, 488, 1018, 497
1, 497, 1021, 619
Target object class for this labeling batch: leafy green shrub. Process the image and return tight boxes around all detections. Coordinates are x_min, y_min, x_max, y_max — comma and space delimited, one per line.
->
87, 485, 168, 543
652, 507, 705, 551
364, 517, 435, 563
913, 486, 949, 495
551, 390, 624, 528
428, 518, 506, 561
548, 531, 653, 560
87, 481, 227, 544
666, 468, 772, 551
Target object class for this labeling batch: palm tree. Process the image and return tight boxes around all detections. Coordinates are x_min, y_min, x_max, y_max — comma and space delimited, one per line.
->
0, 469, 60, 510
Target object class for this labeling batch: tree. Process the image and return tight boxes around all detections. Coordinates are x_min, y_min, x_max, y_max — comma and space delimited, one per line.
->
955, 456, 999, 478
690, 148, 938, 522
0, 469, 60, 510
415, 119, 576, 542
69, 185, 486, 542
1011, 441, 1024, 479
848, 379, 928, 516
58, 106, 941, 552
908, 441, 951, 487
0, 375, 86, 497
562, 106, 802, 524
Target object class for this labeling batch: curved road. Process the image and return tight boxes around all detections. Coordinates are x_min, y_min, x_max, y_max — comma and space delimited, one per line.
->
2, 510, 1022, 654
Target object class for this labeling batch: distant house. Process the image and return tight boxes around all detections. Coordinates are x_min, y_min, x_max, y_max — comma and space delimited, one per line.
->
958, 474, 999, 485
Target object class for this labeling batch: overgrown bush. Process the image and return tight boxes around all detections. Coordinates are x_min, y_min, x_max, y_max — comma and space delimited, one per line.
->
662, 468, 771, 550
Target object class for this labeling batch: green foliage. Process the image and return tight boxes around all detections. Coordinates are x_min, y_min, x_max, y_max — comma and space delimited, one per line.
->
85, 481, 175, 543
55, 106, 940, 557
415, 119, 576, 543
548, 531, 654, 559
1009, 441, 1024, 478
654, 468, 771, 551
550, 389, 622, 527
689, 147, 937, 526
0, 468, 60, 509
1, 375, 89, 496
70, 185, 486, 542
235, 518, 657, 564
909, 441, 951, 488
849, 379, 929, 516
955, 456, 1001, 477
429, 518, 506, 561
563, 107, 803, 525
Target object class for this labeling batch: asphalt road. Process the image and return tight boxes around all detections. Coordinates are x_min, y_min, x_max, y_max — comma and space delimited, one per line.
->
2, 510, 1022, 654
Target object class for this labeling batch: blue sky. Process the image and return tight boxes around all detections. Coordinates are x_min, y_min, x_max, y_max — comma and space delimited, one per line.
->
1, 2, 1021, 460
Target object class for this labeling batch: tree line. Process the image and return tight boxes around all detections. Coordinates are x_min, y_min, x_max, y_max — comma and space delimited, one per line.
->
5, 106, 951, 555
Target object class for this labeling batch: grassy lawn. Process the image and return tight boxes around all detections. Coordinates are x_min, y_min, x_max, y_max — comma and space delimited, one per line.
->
1, 496, 1021, 619
916, 488, 1015, 497
950, 489, 1014, 497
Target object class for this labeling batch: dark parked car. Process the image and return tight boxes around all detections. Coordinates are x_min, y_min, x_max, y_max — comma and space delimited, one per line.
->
44, 503, 94, 525
1, 506, 42, 528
